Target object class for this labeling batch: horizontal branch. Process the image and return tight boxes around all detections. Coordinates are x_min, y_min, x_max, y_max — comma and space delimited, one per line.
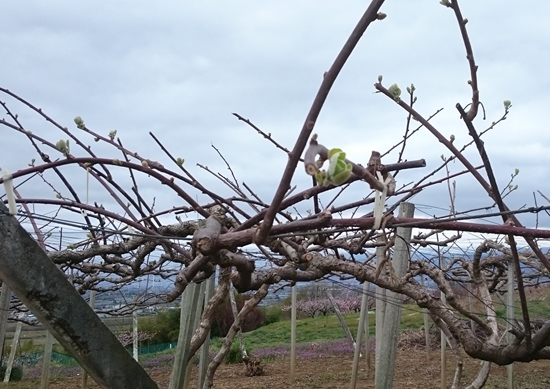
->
235, 158, 425, 232
217, 216, 550, 250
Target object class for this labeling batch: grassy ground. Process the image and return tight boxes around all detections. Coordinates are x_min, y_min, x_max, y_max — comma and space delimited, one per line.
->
241, 312, 372, 349
3, 289, 550, 386
238, 304, 428, 351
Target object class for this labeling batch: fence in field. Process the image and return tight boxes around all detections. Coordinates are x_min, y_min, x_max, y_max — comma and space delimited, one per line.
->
6, 341, 178, 368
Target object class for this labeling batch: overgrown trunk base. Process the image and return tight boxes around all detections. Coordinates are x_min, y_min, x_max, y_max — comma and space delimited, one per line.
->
243, 355, 264, 377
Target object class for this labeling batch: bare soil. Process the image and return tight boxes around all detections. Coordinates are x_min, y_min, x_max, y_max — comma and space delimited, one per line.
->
17, 349, 550, 389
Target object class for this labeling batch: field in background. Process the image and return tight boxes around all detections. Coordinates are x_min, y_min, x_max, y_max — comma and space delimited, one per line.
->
1, 286, 549, 387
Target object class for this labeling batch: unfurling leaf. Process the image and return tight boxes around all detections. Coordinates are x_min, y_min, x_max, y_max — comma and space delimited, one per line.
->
108, 130, 117, 141
325, 148, 352, 186
330, 162, 353, 186
315, 171, 329, 187
327, 148, 346, 177
176, 158, 185, 167
327, 148, 345, 160
388, 83, 401, 101
503, 100, 512, 109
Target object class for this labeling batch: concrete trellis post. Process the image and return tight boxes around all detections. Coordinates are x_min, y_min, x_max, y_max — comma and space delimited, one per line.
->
3, 321, 23, 383
350, 281, 370, 389
364, 290, 370, 370
197, 274, 215, 389
168, 282, 201, 389
440, 256, 447, 389
183, 281, 207, 389
506, 260, 515, 389
133, 310, 139, 361
290, 284, 297, 383
420, 275, 431, 361
374, 202, 414, 389
81, 291, 96, 389
0, 283, 11, 358
40, 331, 54, 389
374, 238, 386, 378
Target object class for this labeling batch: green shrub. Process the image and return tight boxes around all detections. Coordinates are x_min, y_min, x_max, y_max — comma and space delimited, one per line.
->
20, 339, 36, 354
494, 306, 506, 319
211, 293, 265, 337
224, 342, 243, 364
139, 298, 278, 346
139, 308, 182, 344
262, 305, 282, 325
0, 365, 23, 381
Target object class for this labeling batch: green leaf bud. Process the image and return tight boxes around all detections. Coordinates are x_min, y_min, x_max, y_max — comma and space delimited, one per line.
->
74, 116, 85, 129
55, 139, 70, 155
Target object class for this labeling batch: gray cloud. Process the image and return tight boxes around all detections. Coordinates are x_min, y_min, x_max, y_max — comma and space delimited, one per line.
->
1, 0, 550, 235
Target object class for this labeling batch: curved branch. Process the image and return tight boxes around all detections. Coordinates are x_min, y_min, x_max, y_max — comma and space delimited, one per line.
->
257, 0, 386, 243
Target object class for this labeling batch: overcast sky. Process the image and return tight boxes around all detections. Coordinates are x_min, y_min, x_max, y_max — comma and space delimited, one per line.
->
2, 0, 550, 250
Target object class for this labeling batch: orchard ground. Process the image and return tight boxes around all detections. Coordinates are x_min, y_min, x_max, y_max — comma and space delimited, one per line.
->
3, 288, 550, 388
2, 348, 550, 389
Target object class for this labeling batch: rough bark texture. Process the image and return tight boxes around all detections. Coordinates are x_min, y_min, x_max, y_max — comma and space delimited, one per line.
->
0, 203, 158, 389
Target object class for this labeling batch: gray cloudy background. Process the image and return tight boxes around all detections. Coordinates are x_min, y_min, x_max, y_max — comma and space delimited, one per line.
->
1, 0, 550, 245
